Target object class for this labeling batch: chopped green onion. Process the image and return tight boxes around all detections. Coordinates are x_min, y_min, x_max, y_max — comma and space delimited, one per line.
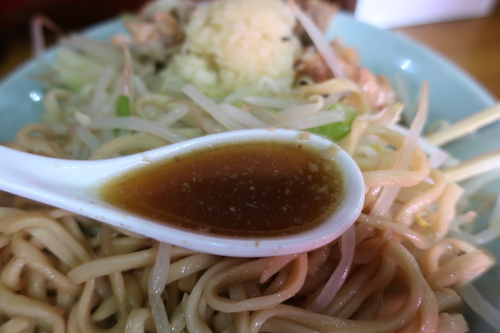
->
115, 95, 131, 117
114, 95, 131, 136
308, 108, 356, 141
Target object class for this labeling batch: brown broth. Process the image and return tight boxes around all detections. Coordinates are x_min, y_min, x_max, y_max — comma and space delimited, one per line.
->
100, 141, 345, 237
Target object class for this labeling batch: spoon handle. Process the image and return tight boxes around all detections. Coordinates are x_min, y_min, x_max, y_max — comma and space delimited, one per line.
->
0, 145, 164, 239
0, 146, 92, 205
0, 145, 140, 210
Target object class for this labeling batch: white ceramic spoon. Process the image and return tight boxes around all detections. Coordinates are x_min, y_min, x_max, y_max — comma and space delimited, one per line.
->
0, 128, 364, 257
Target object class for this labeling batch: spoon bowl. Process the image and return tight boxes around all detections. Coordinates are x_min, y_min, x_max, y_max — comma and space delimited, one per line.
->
0, 128, 364, 256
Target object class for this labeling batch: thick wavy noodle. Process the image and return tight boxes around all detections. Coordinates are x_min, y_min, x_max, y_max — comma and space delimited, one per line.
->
0, 0, 498, 332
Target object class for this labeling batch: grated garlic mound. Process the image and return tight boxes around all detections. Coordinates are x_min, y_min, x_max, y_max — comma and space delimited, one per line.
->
162, 0, 302, 98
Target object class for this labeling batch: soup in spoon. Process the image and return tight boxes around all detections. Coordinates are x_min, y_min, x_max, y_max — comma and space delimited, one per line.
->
100, 139, 346, 237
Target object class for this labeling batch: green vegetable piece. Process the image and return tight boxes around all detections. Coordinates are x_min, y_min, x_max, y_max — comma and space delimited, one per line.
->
308, 108, 356, 141
114, 95, 131, 136
115, 95, 131, 117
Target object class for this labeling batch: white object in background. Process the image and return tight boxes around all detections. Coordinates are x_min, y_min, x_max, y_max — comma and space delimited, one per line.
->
354, 0, 497, 29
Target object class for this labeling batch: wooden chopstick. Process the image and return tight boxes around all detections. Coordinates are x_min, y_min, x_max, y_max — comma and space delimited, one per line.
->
426, 102, 500, 146
442, 148, 500, 183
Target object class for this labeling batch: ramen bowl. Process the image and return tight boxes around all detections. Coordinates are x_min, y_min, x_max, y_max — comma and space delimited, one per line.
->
0, 11, 498, 332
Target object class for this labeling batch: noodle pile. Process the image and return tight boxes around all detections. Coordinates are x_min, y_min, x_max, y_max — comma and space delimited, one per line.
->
0, 0, 498, 332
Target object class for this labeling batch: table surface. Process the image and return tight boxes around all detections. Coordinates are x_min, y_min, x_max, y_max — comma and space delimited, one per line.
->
1, 4, 499, 99
395, 3, 500, 99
